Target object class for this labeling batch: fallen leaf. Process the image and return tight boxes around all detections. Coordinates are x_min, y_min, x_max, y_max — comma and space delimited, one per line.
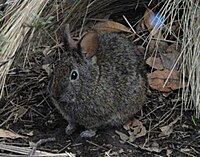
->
152, 30, 165, 40
166, 43, 181, 53
136, 46, 145, 55
160, 43, 181, 70
166, 22, 180, 40
123, 119, 147, 142
115, 130, 129, 143
93, 21, 132, 33
144, 9, 164, 29
143, 141, 162, 153
144, 9, 164, 36
147, 69, 185, 92
80, 31, 99, 58
17, 106, 28, 118
159, 125, 173, 137
148, 39, 168, 54
127, 132, 136, 143
142, 8, 167, 45
135, 19, 146, 33
159, 117, 179, 137
0, 129, 27, 139
143, 8, 154, 31
146, 57, 164, 70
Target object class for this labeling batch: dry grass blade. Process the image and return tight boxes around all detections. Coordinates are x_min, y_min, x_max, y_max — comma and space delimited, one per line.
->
180, 1, 200, 115
0, 0, 49, 98
0, 143, 75, 156
0, 0, 149, 100
147, 0, 200, 115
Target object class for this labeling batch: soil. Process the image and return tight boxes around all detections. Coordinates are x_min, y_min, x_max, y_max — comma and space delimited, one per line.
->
1, 1, 200, 157
1, 90, 200, 157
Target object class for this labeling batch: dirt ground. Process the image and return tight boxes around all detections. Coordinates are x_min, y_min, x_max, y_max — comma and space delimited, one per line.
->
1, 1, 200, 157
1, 89, 200, 157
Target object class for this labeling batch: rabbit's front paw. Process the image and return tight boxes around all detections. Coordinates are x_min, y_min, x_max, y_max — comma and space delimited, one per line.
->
65, 123, 77, 135
80, 129, 96, 138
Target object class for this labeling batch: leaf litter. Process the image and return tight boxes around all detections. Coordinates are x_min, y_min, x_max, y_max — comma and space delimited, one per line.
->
0, 129, 27, 139
93, 20, 132, 33
0, 1, 198, 157
159, 117, 180, 137
146, 57, 164, 70
116, 119, 147, 144
147, 69, 186, 92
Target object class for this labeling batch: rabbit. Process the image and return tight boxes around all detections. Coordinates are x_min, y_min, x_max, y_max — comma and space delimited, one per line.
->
49, 24, 146, 138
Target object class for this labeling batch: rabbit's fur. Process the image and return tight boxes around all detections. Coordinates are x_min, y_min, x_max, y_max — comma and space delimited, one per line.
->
50, 26, 146, 137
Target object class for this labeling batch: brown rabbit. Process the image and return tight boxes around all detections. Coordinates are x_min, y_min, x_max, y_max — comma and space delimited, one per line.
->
49, 25, 146, 137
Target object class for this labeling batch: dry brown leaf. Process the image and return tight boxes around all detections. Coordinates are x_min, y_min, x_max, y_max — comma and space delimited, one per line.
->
143, 141, 162, 153
143, 8, 165, 38
93, 21, 132, 33
148, 40, 168, 54
152, 29, 164, 39
147, 69, 185, 92
160, 43, 181, 70
143, 8, 154, 31
17, 106, 28, 118
135, 19, 146, 33
159, 118, 179, 137
80, 31, 99, 58
166, 22, 180, 40
115, 130, 129, 143
0, 129, 27, 139
159, 125, 173, 137
123, 119, 146, 142
136, 46, 145, 55
146, 57, 164, 70
166, 43, 181, 53
147, 40, 156, 54
116, 119, 146, 143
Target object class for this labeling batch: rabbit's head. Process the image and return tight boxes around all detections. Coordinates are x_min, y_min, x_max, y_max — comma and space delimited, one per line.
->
51, 25, 99, 104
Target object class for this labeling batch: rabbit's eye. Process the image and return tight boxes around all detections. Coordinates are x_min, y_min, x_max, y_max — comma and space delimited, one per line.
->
70, 69, 79, 81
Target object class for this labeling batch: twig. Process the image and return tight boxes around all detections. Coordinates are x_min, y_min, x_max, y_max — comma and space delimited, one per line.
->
86, 140, 108, 150
0, 143, 74, 156
29, 137, 56, 156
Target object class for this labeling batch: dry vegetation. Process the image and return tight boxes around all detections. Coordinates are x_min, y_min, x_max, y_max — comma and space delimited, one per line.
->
157, 0, 200, 116
0, 0, 199, 113
0, 0, 199, 156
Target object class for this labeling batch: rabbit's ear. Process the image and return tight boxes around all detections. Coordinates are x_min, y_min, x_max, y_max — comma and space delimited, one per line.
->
63, 24, 78, 50
79, 31, 99, 58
